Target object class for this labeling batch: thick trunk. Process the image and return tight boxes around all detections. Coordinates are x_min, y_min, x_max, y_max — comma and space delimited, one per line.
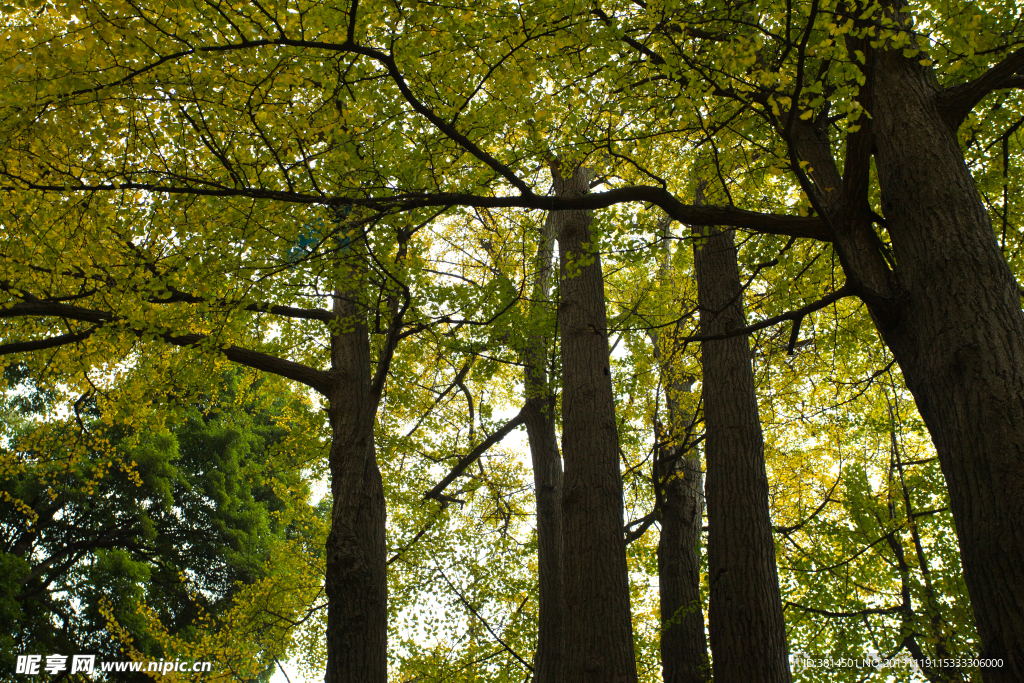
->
555, 164, 639, 683
523, 211, 565, 681
868, 52, 1024, 681
649, 224, 710, 683
694, 225, 790, 683
324, 288, 388, 683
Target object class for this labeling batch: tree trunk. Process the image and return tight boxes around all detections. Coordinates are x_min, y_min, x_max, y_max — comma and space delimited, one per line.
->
867, 51, 1024, 681
694, 223, 791, 683
555, 163, 639, 683
323, 286, 388, 683
523, 210, 565, 682
649, 220, 710, 683
654, 385, 709, 683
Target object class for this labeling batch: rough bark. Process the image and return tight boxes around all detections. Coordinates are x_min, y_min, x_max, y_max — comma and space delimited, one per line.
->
789, 30, 1024, 678
694, 223, 791, 683
323, 284, 388, 683
555, 163, 639, 683
652, 378, 709, 683
523, 210, 565, 682
867, 51, 1024, 681
649, 221, 710, 683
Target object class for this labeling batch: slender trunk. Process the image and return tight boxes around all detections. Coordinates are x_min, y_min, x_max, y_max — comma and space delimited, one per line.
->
323, 285, 387, 683
555, 163, 639, 683
649, 222, 710, 683
523, 211, 564, 681
868, 52, 1024, 681
653, 379, 709, 683
694, 223, 790, 683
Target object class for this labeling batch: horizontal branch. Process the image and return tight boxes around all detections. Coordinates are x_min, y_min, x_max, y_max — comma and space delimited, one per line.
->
0, 300, 113, 324
155, 290, 337, 322
0, 328, 97, 355
424, 408, 527, 501
784, 601, 902, 618
683, 284, 854, 343
4, 180, 829, 242
0, 299, 333, 394
157, 332, 333, 394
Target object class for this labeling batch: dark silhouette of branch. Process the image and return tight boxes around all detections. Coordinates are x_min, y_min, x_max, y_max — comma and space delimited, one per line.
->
2, 180, 829, 241
424, 408, 527, 501
0, 299, 333, 394
157, 333, 333, 394
0, 328, 98, 355
784, 601, 902, 618
683, 284, 854, 344
435, 564, 534, 673
940, 46, 1024, 127
624, 512, 658, 544
775, 472, 842, 534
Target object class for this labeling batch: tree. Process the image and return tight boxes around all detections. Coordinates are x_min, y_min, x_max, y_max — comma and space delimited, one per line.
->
645, 214, 710, 683
521, 207, 565, 681
692, 209, 791, 683
582, 3, 1024, 676
553, 163, 639, 682
0, 183, 425, 682
2, 0, 1023, 676
0, 364, 323, 681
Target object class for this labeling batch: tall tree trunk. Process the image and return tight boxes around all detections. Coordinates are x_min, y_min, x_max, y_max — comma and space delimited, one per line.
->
324, 285, 388, 683
523, 211, 564, 681
694, 222, 790, 683
649, 220, 710, 683
652, 369, 709, 683
868, 52, 1024, 681
791, 29, 1024, 677
555, 163, 639, 683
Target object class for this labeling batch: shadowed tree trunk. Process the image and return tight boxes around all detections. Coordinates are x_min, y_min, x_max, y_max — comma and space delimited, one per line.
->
522, 210, 565, 682
869, 50, 1024, 682
652, 368, 709, 683
324, 268, 389, 683
787, 28, 1024, 676
693, 215, 791, 683
554, 162, 639, 683
649, 218, 710, 683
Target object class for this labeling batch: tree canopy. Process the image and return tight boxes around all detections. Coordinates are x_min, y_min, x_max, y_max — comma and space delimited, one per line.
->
1, 0, 1022, 681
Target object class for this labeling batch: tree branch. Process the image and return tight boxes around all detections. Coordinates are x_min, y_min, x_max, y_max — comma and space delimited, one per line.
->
0, 299, 333, 394
939, 46, 1024, 128
775, 472, 842, 534
434, 564, 534, 673
155, 290, 337, 322
157, 333, 333, 394
423, 408, 527, 501
3, 180, 829, 242
784, 601, 902, 618
0, 328, 98, 355
624, 512, 658, 544
0, 300, 113, 324
682, 284, 854, 343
